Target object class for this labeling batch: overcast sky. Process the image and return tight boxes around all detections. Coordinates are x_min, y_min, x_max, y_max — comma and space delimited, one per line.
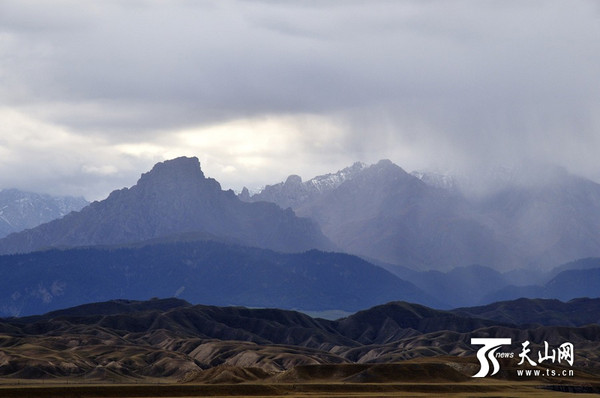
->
1, 0, 599, 200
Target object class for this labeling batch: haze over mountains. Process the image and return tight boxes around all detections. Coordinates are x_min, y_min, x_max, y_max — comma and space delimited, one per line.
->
0, 157, 330, 255
243, 159, 600, 272
0, 156, 598, 316
0, 189, 88, 238
0, 155, 599, 394
4, 156, 600, 274
0, 240, 435, 317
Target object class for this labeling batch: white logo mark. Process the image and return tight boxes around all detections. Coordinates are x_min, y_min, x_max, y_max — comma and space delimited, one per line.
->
471, 338, 512, 378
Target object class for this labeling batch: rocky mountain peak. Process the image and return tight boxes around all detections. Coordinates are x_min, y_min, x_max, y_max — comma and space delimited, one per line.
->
239, 187, 251, 202
0, 157, 331, 255
285, 175, 303, 185
372, 159, 407, 174
134, 156, 223, 196
307, 162, 367, 191
137, 156, 204, 184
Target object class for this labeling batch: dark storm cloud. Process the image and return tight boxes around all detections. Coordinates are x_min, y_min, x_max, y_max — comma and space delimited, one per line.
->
1, 0, 599, 198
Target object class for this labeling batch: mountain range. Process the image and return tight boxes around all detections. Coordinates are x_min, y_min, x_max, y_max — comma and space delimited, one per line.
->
370, 260, 600, 309
0, 189, 88, 238
243, 160, 600, 272
1, 297, 599, 383
0, 240, 437, 317
484, 266, 600, 304
0, 157, 598, 393
0, 157, 599, 315
0, 157, 331, 255
4, 157, 600, 274
2, 234, 599, 317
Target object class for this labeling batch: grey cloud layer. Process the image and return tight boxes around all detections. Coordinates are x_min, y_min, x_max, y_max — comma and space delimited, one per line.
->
1, 0, 599, 197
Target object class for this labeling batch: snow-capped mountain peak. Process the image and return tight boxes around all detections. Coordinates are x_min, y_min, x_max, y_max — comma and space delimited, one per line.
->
0, 189, 89, 238
410, 171, 458, 191
307, 162, 368, 192
243, 161, 368, 209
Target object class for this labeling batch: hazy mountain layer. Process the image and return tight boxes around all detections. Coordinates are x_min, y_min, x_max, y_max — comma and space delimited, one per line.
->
0, 157, 331, 255
387, 264, 510, 308
245, 161, 367, 209
0, 189, 88, 238
452, 297, 600, 326
0, 240, 435, 317
483, 267, 600, 304
382, 259, 600, 308
246, 160, 510, 270
471, 170, 600, 269
8, 241, 596, 318
245, 160, 600, 271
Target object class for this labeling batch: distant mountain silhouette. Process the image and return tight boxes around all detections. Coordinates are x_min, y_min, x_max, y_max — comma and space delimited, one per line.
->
246, 160, 600, 271
246, 161, 368, 210
0, 157, 331, 255
470, 170, 600, 269
482, 266, 600, 304
0, 189, 88, 238
0, 240, 436, 317
246, 160, 508, 270
547, 257, 600, 278
452, 297, 600, 326
395, 264, 510, 308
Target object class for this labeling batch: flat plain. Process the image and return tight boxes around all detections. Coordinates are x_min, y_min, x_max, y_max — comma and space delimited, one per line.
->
1, 380, 600, 398
2, 358, 599, 398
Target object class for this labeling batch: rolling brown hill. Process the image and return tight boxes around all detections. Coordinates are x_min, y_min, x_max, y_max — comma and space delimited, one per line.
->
1, 297, 599, 383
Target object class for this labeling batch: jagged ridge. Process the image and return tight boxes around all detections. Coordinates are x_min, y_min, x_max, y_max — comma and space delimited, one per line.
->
0, 157, 331, 255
